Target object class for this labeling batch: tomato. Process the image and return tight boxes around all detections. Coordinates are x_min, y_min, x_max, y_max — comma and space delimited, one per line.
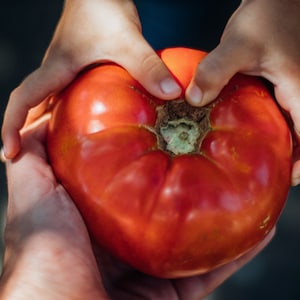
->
47, 47, 292, 278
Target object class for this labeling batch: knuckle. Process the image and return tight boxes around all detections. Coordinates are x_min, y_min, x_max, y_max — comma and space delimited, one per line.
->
195, 57, 228, 90
140, 52, 166, 76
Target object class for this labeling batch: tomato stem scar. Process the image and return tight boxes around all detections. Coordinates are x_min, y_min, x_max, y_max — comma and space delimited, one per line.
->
155, 99, 211, 155
160, 118, 200, 155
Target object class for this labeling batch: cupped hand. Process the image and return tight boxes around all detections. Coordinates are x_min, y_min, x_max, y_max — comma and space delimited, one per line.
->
0, 116, 274, 300
0, 116, 108, 299
185, 0, 300, 185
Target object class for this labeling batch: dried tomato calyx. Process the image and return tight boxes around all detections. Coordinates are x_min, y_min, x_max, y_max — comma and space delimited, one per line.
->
160, 119, 199, 155
155, 100, 211, 155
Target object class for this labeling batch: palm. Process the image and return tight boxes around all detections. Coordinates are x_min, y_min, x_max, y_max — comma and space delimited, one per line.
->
2, 119, 273, 300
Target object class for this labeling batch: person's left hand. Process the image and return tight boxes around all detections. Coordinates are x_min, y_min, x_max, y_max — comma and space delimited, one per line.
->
0, 116, 274, 300
185, 0, 300, 186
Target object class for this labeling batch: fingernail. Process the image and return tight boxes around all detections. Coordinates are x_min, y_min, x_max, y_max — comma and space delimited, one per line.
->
1, 140, 17, 160
160, 78, 181, 95
291, 177, 300, 186
186, 84, 203, 106
0, 147, 7, 163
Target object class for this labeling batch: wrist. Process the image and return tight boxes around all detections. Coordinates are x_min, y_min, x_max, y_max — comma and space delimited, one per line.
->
0, 231, 107, 300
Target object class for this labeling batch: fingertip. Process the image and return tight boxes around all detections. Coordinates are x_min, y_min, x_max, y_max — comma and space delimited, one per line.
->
291, 160, 300, 186
291, 177, 300, 187
159, 77, 182, 99
185, 82, 220, 107
185, 83, 203, 106
1, 132, 21, 160
185, 62, 229, 107
0, 148, 6, 163
186, 43, 243, 107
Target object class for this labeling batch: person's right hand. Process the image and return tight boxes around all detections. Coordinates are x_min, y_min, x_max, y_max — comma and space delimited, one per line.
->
1, 0, 182, 159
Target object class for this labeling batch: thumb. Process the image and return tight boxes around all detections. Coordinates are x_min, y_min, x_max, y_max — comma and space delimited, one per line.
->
185, 42, 254, 106
274, 79, 300, 186
114, 34, 182, 100
275, 80, 300, 139
292, 154, 300, 186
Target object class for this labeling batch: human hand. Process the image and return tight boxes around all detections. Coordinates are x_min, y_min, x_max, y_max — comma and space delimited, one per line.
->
0, 116, 274, 300
1, 0, 181, 159
185, 0, 300, 186
0, 116, 107, 299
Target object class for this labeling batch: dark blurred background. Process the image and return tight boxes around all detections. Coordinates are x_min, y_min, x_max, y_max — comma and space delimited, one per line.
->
1, 1, 300, 299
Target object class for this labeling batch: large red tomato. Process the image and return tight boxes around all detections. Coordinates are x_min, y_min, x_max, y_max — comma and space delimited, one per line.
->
47, 47, 292, 278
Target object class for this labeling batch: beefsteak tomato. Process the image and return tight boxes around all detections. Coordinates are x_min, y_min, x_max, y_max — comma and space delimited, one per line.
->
47, 47, 292, 278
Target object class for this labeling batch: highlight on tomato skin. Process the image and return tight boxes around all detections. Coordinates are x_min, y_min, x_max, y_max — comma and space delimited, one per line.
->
47, 47, 293, 278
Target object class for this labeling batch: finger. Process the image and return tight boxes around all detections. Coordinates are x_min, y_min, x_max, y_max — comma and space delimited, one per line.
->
291, 160, 300, 186
0, 147, 6, 163
24, 98, 51, 127
291, 143, 300, 186
5, 116, 51, 204
272, 76, 300, 186
274, 78, 300, 139
1, 61, 74, 159
113, 33, 182, 100
185, 40, 257, 106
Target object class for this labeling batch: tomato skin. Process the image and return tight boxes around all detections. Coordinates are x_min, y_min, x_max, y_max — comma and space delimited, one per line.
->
47, 47, 292, 278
